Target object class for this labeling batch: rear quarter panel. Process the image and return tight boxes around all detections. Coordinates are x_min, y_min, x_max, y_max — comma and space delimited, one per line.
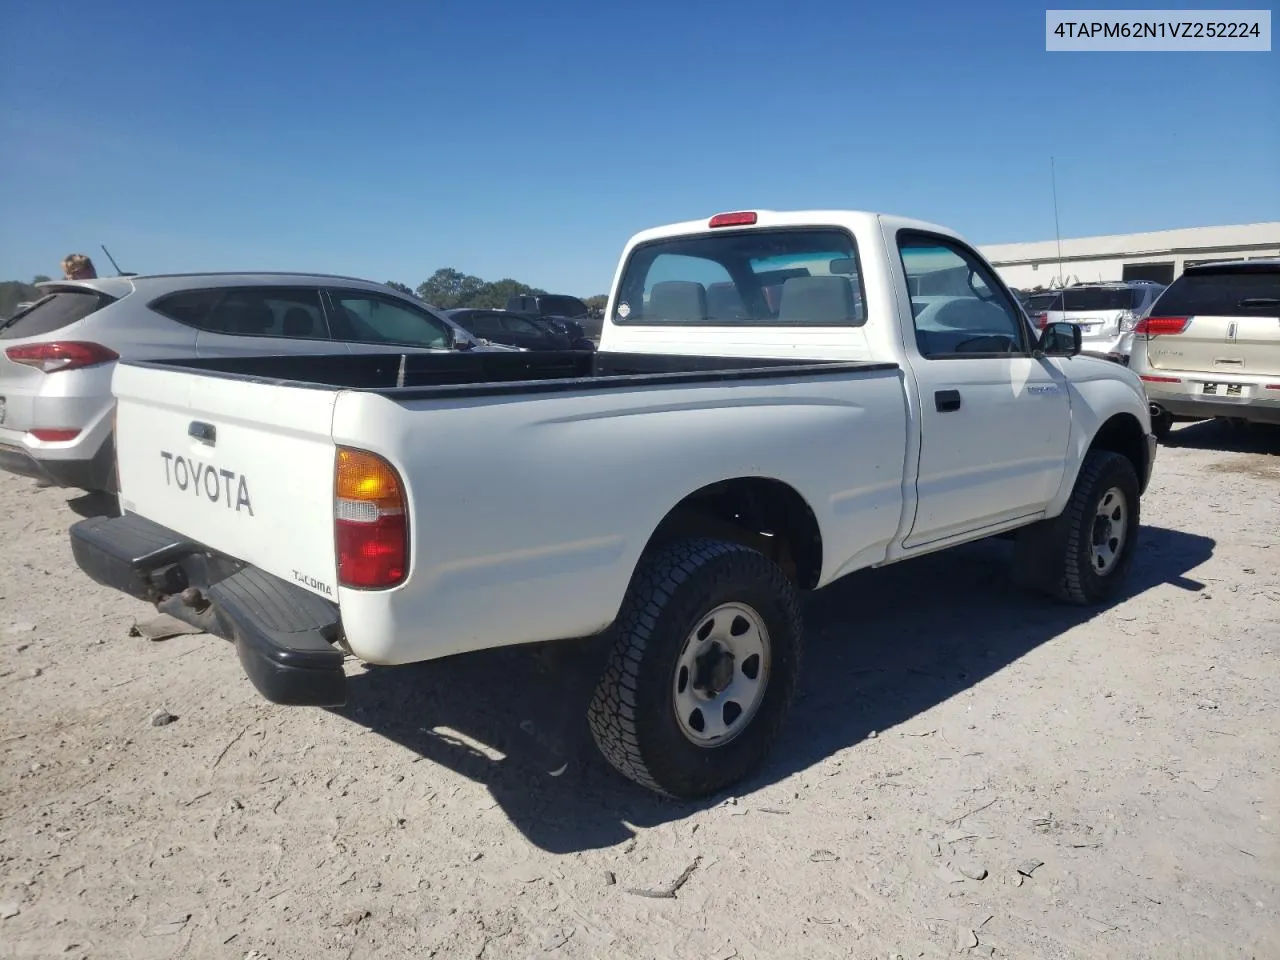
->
333, 368, 910, 665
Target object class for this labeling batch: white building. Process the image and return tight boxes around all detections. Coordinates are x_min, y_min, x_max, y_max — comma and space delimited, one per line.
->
979, 222, 1280, 291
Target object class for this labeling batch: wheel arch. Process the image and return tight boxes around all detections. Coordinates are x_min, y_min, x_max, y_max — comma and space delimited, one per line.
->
1087, 412, 1151, 493
643, 477, 824, 590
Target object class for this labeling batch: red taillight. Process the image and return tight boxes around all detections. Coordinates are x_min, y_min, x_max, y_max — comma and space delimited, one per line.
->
708, 211, 758, 228
5, 341, 119, 373
1267, 384, 1280, 391
334, 447, 407, 589
1133, 316, 1189, 337
1034, 312, 1049, 329
28, 428, 81, 442
1140, 375, 1182, 384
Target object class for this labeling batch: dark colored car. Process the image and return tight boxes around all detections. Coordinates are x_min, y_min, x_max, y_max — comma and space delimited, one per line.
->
445, 308, 596, 352
504, 294, 598, 341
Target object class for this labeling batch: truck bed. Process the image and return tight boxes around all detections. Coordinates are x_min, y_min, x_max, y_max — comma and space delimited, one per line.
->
107, 346, 911, 668
125, 350, 898, 398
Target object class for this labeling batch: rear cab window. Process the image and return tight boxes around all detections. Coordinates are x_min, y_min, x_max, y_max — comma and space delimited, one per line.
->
0, 287, 116, 340
613, 228, 866, 326
1152, 267, 1280, 318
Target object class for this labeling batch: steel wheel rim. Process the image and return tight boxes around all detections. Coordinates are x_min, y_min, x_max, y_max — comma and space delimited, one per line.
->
1091, 486, 1128, 575
672, 602, 771, 748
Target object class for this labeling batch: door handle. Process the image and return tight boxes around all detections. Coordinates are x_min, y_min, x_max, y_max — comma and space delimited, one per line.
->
935, 389, 962, 413
188, 421, 216, 445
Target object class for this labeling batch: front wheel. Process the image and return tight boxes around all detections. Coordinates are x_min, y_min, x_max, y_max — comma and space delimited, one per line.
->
1014, 450, 1141, 605
587, 538, 802, 799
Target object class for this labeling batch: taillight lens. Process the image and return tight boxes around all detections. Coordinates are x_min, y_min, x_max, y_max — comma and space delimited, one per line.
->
1034, 312, 1049, 329
334, 447, 408, 589
1133, 316, 1189, 337
29, 428, 81, 442
708, 211, 758, 228
1140, 375, 1182, 384
5, 341, 119, 373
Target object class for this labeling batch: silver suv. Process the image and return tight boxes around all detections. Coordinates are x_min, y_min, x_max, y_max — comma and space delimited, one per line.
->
0, 273, 509, 493
1031, 281, 1166, 362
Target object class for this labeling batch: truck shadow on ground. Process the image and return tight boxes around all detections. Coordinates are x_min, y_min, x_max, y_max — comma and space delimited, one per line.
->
336, 524, 1212, 854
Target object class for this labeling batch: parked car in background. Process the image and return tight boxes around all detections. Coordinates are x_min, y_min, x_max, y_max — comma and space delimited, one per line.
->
1023, 291, 1062, 327
445, 308, 596, 351
70, 208, 1155, 799
0, 273, 512, 493
505, 293, 597, 341
1130, 259, 1280, 439
1033, 281, 1166, 362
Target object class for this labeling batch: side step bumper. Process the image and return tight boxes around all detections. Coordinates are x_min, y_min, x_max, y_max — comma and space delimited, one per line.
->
70, 513, 346, 707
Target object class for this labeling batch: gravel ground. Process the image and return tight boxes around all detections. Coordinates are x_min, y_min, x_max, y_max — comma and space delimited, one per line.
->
1, 421, 1277, 960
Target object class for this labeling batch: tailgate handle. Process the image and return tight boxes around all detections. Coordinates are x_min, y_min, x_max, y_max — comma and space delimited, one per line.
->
935, 389, 962, 413
188, 421, 216, 445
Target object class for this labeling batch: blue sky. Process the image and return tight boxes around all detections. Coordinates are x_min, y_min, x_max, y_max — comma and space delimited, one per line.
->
2, 0, 1276, 295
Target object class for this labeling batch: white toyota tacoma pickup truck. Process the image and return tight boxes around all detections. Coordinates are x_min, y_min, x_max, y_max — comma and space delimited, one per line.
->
70, 210, 1157, 798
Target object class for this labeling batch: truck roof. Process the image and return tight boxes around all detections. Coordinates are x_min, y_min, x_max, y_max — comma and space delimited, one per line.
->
624, 209, 968, 247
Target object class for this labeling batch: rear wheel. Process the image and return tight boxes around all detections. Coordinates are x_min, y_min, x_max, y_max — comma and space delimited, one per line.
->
587, 538, 801, 799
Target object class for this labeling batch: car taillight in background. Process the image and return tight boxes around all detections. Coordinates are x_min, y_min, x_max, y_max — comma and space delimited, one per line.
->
1034, 312, 1049, 329
28, 428, 82, 442
5, 341, 119, 373
1133, 316, 1190, 337
334, 447, 408, 589
1117, 310, 1140, 331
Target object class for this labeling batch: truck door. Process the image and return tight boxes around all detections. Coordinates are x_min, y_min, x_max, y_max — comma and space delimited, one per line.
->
895, 231, 1073, 547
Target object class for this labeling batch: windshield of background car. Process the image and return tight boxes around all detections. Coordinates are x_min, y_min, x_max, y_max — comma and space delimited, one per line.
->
613, 228, 866, 325
1058, 288, 1143, 311
1153, 268, 1280, 317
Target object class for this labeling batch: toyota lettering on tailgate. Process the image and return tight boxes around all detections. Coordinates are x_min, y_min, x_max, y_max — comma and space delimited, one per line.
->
160, 451, 254, 515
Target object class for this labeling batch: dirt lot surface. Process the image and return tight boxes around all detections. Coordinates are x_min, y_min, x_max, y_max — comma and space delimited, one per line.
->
2, 421, 1277, 960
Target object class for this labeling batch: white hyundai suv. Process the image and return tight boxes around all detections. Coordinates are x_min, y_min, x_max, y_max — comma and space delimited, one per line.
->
1030, 281, 1166, 362
0, 273, 510, 493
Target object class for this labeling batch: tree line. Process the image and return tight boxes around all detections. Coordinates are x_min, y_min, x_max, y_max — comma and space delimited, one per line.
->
0, 278, 51, 318
390, 267, 606, 314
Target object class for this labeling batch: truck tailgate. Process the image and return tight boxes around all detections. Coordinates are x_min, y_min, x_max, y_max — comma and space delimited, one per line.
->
112, 362, 341, 600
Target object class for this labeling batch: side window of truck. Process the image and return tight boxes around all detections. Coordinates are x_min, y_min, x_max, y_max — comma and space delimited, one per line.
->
898, 234, 1028, 358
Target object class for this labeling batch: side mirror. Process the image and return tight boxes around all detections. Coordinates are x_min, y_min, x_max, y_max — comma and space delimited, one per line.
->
1039, 321, 1082, 357
451, 329, 475, 351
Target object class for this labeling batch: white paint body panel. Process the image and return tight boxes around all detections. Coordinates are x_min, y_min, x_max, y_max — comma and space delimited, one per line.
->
333, 371, 909, 664
111, 209, 1154, 667
113, 364, 342, 599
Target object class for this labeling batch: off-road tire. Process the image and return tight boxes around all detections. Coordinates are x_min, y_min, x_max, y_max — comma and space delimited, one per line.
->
1013, 450, 1141, 605
587, 538, 802, 799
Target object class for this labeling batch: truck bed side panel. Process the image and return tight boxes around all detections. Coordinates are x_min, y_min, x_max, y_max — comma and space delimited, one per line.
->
112, 364, 342, 599
333, 368, 909, 665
